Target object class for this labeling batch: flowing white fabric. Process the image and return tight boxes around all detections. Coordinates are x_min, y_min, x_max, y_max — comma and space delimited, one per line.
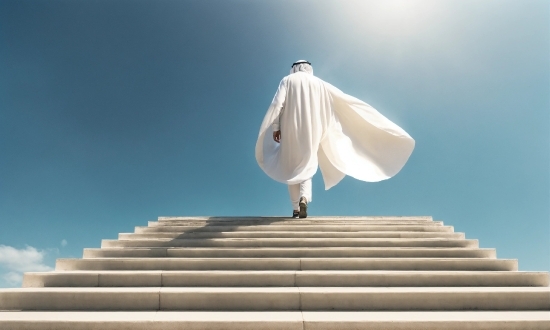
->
255, 64, 415, 190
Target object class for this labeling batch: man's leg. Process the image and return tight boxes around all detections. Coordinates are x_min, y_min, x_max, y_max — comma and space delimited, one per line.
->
289, 178, 312, 218
298, 178, 312, 218
288, 183, 300, 217
299, 178, 312, 204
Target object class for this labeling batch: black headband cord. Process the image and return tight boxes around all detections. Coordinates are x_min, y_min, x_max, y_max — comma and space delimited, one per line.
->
291, 61, 311, 68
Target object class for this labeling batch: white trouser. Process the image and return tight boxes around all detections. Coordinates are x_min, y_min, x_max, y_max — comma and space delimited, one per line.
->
288, 178, 312, 210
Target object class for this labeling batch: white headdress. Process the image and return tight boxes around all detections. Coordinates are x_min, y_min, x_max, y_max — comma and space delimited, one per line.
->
290, 60, 313, 75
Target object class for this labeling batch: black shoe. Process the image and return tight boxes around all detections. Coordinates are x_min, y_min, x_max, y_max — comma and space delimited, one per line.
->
299, 197, 308, 218
292, 210, 299, 218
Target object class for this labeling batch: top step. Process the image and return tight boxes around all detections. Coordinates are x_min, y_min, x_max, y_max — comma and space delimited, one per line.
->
158, 216, 434, 221
152, 217, 438, 227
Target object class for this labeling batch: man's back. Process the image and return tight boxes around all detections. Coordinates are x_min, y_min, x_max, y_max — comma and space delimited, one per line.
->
279, 72, 333, 149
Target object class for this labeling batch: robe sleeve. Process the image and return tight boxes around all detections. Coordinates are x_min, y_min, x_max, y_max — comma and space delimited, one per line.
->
320, 82, 415, 183
270, 78, 287, 131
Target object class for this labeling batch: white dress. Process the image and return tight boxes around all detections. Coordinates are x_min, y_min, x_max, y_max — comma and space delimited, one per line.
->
255, 69, 415, 190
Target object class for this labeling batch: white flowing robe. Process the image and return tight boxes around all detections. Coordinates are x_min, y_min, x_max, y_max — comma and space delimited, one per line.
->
255, 71, 415, 190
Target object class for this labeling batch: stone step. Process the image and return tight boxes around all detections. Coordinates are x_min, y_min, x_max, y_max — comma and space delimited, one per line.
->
148, 218, 443, 226
101, 238, 476, 248
22, 271, 550, 288
157, 216, 434, 222
139, 224, 453, 233
1, 287, 548, 311
153, 218, 441, 223
147, 218, 443, 226
56, 258, 517, 271
2, 311, 549, 330
83, 247, 496, 259
120, 231, 465, 240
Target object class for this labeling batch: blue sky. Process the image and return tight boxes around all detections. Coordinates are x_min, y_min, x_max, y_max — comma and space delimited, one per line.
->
0, 0, 548, 287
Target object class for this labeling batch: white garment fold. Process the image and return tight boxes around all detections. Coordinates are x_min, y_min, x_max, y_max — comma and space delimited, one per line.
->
255, 70, 415, 190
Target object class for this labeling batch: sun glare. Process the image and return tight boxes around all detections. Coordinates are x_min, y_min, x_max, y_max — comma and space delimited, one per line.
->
338, 0, 443, 37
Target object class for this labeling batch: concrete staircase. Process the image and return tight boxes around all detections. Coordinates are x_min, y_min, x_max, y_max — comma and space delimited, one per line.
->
1, 216, 549, 329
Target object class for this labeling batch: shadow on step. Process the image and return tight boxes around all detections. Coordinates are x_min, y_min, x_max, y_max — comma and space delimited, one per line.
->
167, 216, 294, 240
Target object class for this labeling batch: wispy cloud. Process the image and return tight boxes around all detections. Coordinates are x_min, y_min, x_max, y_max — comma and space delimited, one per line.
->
61, 239, 68, 247
0, 245, 53, 287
